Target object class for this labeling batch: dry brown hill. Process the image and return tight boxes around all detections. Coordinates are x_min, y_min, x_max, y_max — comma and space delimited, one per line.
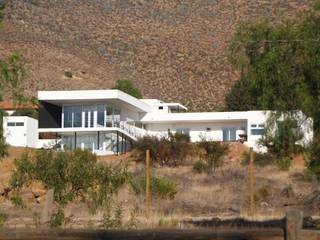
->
0, 0, 312, 111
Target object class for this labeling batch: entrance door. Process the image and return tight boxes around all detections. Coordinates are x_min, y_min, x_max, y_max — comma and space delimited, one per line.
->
223, 128, 237, 142
83, 105, 95, 128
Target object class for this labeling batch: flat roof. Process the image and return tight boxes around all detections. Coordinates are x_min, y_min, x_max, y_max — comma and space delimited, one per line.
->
141, 111, 266, 123
38, 89, 151, 112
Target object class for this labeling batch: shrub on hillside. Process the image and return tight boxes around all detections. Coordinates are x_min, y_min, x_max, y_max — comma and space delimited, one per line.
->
133, 133, 192, 166
198, 139, 229, 173
307, 139, 320, 181
112, 79, 142, 99
10, 149, 128, 213
12, 108, 38, 119
193, 160, 207, 174
130, 175, 177, 200
241, 151, 273, 167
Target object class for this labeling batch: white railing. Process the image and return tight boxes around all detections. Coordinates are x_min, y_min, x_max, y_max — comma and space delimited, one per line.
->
119, 121, 147, 139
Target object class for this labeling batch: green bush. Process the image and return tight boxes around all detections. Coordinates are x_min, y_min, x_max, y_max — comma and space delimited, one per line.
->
10, 195, 25, 209
50, 208, 65, 228
12, 108, 38, 119
198, 139, 229, 173
10, 149, 128, 214
307, 139, 320, 180
112, 79, 142, 99
193, 160, 206, 174
131, 175, 177, 200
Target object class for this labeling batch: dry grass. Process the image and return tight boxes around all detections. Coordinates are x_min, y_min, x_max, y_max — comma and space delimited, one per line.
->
0, 146, 319, 229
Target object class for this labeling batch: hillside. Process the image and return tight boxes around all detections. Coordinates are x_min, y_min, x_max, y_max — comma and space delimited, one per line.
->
1, 146, 319, 228
0, 0, 312, 111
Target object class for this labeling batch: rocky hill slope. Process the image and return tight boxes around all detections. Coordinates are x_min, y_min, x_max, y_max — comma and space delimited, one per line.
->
0, 0, 312, 111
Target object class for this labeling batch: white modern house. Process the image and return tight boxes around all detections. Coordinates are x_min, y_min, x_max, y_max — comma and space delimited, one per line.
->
2, 89, 313, 155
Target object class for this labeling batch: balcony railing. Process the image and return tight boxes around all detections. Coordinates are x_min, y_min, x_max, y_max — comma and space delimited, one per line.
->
119, 121, 147, 139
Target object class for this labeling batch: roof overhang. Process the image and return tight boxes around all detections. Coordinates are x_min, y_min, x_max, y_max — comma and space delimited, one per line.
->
141, 111, 251, 123
38, 90, 151, 113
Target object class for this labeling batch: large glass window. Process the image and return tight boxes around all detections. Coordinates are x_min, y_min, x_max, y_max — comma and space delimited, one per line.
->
176, 128, 190, 136
97, 105, 105, 127
83, 105, 95, 128
63, 106, 73, 128
63, 106, 82, 128
73, 106, 82, 128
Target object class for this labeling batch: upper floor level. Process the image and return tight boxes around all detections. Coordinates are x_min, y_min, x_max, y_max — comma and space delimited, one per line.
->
37, 89, 188, 130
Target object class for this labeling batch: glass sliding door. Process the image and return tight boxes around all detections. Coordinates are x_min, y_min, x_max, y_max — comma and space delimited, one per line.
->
63, 106, 82, 128
222, 127, 237, 142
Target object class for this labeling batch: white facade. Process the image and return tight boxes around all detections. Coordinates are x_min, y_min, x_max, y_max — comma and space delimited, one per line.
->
3, 116, 38, 148
2, 89, 313, 154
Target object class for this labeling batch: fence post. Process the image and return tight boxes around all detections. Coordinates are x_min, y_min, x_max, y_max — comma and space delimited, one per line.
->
286, 210, 303, 240
146, 149, 151, 218
248, 147, 255, 217
40, 188, 54, 227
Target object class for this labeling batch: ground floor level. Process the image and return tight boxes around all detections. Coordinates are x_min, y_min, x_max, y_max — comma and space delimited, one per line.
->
43, 131, 133, 155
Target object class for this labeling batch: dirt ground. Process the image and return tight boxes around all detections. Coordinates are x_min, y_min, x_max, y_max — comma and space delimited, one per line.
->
0, 145, 319, 229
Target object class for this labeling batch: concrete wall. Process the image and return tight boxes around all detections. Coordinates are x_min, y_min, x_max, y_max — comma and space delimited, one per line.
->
145, 121, 247, 142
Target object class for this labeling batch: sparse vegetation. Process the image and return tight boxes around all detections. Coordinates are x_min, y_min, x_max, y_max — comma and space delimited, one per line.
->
131, 175, 177, 200
0, 213, 7, 227
307, 138, 320, 181
112, 79, 143, 99
10, 194, 25, 209
198, 139, 229, 173
50, 208, 66, 228
193, 160, 207, 174
242, 151, 273, 167
0, 53, 29, 160
255, 185, 271, 202
133, 133, 192, 166
100, 203, 124, 230
0, 3, 5, 23
10, 149, 128, 227
12, 108, 38, 119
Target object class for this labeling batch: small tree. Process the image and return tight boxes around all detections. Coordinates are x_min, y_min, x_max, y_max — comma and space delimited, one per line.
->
0, 53, 29, 159
259, 113, 304, 170
112, 79, 142, 99
10, 149, 128, 226
198, 139, 229, 173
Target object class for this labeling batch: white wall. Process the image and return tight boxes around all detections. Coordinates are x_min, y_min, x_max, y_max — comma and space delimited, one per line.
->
3, 116, 38, 148
145, 121, 247, 142
245, 111, 268, 151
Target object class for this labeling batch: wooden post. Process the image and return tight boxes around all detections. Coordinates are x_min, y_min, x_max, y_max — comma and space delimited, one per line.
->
286, 210, 303, 240
248, 147, 255, 217
146, 149, 151, 218
40, 189, 54, 227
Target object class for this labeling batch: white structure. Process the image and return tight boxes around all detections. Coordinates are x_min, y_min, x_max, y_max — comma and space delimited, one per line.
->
33, 89, 313, 155
2, 116, 38, 148
1, 90, 313, 154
